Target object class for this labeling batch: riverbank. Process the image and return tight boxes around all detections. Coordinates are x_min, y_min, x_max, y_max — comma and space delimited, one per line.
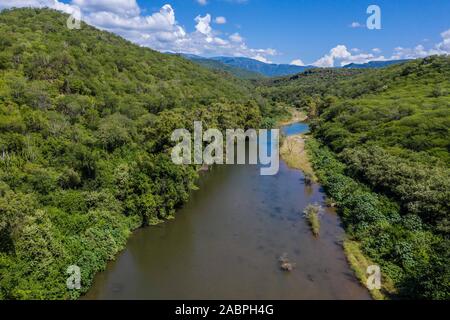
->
278, 117, 389, 300
280, 134, 317, 182
305, 138, 397, 300
85, 122, 371, 300
344, 240, 396, 300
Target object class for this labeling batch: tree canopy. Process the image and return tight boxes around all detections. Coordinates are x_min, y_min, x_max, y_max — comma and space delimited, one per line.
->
0, 8, 270, 299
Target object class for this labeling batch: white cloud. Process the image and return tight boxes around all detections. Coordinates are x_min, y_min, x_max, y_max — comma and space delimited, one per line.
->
350, 22, 363, 28
313, 45, 386, 67
0, 1, 276, 61
390, 29, 450, 60
312, 55, 334, 68
2, 1, 448, 65
330, 45, 352, 59
196, 0, 208, 5
84, 4, 178, 32
313, 45, 351, 67
290, 59, 305, 66
0, 0, 78, 15
311, 29, 450, 67
436, 29, 450, 52
229, 33, 243, 43
391, 45, 430, 60
195, 14, 212, 35
253, 54, 272, 64
214, 16, 226, 24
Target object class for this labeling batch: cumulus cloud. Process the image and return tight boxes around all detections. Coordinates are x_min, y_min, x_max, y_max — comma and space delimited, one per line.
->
391, 45, 430, 60
391, 29, 450, 60
1, 1, 448, 65
0, 0, 78, 15
0, 1, 277, 61
437, 29, 450, 52
195, 14, 212, 35
313, 45, 350, 67
312, 44, 386, 67
312, 28, 450, 67
196, 0, 208, 5
290, 59, 305, 66
214, 16, 226, 24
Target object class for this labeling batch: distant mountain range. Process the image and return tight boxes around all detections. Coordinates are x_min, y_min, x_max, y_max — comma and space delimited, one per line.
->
177, 54, 264, 79
208, 56, 312, 77
342, 59, 410, 69
177, 53, 411, 78
177, 54, 312, 78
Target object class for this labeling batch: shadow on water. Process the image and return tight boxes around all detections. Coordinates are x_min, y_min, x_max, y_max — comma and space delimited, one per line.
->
84, 123, 370, 300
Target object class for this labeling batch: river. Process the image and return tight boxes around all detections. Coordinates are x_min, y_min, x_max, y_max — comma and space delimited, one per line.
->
84, 123, 370, 300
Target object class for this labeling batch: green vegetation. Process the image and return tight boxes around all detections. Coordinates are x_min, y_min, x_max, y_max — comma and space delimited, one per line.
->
260, 56, 449, 299
257, 68, 366, 115
0, 8, 279, 299
267, 57, 450, 299
280, 134, 317, 182
306, 138, 449, 299
303, 204, 320, 237
343, 240, 396, 300
0, 7, 448, 301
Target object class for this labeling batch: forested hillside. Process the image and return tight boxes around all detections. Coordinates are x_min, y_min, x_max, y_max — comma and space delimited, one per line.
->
261, 56, 450, 299
0, 8, 275, 299
0, 7, 448, 301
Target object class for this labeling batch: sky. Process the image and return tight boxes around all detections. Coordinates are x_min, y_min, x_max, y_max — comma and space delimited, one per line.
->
1, 0, 449, 66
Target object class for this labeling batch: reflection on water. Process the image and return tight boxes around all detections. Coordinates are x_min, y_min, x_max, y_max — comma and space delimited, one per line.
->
84, 123, 370, 300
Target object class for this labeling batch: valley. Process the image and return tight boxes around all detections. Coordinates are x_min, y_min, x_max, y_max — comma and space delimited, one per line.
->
0, 8, 448, 301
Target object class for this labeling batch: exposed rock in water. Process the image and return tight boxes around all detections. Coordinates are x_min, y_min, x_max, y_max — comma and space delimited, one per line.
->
279, 253, 295, 272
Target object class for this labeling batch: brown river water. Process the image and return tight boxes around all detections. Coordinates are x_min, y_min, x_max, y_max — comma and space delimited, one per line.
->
84, 123, 370, 300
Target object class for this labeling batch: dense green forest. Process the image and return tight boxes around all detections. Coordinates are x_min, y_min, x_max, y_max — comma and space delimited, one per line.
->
260, 57, 450, 299
0, 7, 448, 301
0, 8, 285, 299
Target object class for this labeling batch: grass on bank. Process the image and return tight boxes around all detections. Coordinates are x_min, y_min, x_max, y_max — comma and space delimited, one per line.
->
343, 240, 397, 300
280, 135, 318, 182
304, 204, 320, 237
305, 137, 400, 299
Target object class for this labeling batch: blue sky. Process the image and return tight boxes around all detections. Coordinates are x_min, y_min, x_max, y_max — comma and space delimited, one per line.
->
145, 0, 450, 64
2, 0, 450, 65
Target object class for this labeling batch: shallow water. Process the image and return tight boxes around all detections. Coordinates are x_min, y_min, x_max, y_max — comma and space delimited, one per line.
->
282, 122, 310, 136
84, 124, 370, 300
